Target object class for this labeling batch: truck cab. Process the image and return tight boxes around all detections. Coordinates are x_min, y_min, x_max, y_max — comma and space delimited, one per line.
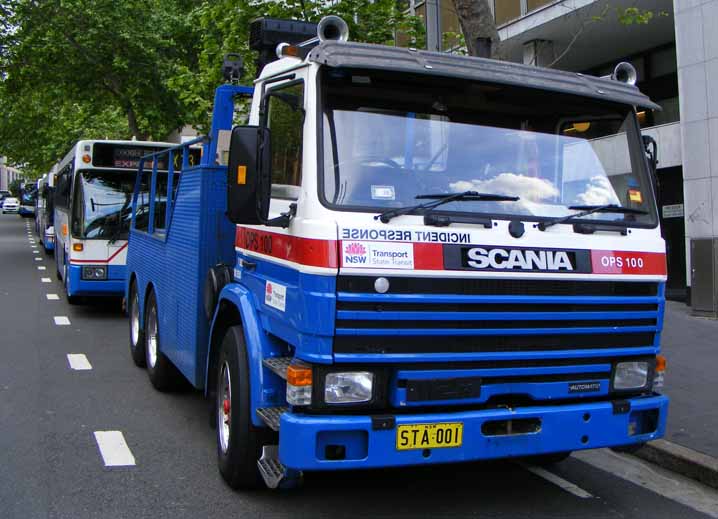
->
126, 17, 668, 490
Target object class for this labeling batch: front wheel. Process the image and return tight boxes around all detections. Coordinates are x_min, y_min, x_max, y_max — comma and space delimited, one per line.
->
128, 281, 146, 367
144, 290, 181, 391
216, 325, 266, 489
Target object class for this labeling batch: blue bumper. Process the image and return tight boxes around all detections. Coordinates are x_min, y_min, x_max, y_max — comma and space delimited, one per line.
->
278, 394, 668, 471
68, 264, 126, 297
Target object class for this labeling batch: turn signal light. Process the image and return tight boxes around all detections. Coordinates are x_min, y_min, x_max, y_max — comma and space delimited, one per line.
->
82, 154, 91, 164
655, 355, 666, 372
73, 243, 84, 252
287, 362, 312, 386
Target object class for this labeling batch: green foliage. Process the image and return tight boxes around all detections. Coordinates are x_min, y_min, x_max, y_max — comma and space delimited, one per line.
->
8, 178, 23, 197
172, 0, 425, 133
0, 0, 422, 172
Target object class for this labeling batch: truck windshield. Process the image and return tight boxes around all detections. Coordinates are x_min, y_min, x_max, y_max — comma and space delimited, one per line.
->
321, 72, 657, 227
75, 170, 135, 239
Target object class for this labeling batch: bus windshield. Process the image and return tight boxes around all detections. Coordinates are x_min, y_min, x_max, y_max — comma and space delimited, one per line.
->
75, 170, 135, 240
321, 71, 657, 227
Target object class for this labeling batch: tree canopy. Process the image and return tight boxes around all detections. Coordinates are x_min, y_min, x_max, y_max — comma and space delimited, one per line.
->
0, 0, 422, 177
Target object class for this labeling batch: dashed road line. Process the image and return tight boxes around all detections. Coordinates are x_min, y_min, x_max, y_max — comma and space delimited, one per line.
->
33, 250, 39, 254
34, 257, 41, 261
522, 463, 594, 499
46, 294, 60, 300
67, 354, 92, 370
41, 277, 51, 283
37, 266, 46, 270
93, 431, 136, 467
53, 316, 71, 326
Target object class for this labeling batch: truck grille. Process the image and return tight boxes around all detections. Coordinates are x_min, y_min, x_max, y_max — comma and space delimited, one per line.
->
334, 277, 662, 356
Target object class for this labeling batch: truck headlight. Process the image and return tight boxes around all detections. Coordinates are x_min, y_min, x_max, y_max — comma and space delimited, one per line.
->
613, 361, 649, 390
81, 265, 107, 280
325, 372, 374, 404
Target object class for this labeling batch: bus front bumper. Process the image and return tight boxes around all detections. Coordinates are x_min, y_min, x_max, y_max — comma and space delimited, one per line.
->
278, 394, 668, 471
68, 264, 126, 296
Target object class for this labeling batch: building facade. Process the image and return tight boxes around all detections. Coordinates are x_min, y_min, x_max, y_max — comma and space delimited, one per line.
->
0, 156, 22, 192
410, 0, 718, 314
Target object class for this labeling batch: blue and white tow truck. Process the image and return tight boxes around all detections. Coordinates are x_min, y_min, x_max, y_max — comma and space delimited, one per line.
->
126, 16, 668, 489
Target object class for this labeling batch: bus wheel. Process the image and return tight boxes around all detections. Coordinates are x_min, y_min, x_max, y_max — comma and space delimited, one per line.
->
216, 325, 265, 489
64, 263, 81, 305
144, 290, 181, 391
128, 281, 146, 368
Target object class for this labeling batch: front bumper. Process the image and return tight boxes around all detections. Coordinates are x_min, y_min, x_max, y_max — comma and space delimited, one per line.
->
67, 264, 126, 296
278, 394, 668, 471
3, 207, 18, 213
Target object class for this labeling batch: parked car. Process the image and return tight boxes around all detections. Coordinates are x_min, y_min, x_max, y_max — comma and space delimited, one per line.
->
2, 197, 20, 214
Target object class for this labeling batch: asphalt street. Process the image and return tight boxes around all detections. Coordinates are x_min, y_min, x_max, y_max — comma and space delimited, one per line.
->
1, 213, 717, 519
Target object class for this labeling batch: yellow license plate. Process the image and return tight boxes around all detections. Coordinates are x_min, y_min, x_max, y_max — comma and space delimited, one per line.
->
396, 422, 463, 450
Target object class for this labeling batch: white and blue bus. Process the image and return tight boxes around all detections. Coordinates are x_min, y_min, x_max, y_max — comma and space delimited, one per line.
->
35, 166, 57, 253
53, 140, 187, 303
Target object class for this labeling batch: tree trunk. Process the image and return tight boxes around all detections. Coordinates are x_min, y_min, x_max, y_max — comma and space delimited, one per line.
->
126, 104, 147, 141
451, 0, 501, 58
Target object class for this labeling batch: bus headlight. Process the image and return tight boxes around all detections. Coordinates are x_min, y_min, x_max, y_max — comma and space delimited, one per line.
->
325, 372, 374, 404
613, 361, 649, 390
82, 266, 107, 280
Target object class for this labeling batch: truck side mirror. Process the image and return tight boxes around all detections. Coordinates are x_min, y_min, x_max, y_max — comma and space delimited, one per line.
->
226, 125, 271, 224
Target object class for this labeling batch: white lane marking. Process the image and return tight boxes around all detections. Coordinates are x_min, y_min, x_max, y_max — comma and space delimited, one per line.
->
67, 354, 92, 370
33, 250, 39, 254
34, 257, 41, 261
41, 277, 51, 283
574, 449, 718, 518
53, 316, 71, 326
37, 266, 46, 270
94, 431, 136, 467
46, 294, 60, 300
522, 464, 593, 499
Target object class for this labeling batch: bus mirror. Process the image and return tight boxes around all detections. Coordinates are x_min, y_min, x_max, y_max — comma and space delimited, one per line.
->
227, 125, 271, 224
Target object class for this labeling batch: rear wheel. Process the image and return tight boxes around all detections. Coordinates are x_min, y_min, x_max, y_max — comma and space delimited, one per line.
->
144, 290, 181, 391
216, 325, 266, 489
128, 281, 146, 367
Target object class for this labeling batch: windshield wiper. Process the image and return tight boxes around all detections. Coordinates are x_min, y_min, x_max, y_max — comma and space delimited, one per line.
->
375, 191, 520, 224
538, 204, 649, 231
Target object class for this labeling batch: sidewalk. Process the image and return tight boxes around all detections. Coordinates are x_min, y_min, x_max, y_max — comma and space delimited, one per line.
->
661, 300, 718, 459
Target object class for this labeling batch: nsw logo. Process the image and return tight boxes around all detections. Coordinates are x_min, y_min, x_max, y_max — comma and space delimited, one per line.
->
344, 242, 368, 265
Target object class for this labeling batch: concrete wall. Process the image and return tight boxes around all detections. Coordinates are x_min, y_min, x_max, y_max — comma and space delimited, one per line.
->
674, 0, 718, 313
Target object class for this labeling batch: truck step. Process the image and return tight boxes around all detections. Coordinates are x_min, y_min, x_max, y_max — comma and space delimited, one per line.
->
258, 445, 286, 489
256, 406, 288, 431
262, 356, 291, 380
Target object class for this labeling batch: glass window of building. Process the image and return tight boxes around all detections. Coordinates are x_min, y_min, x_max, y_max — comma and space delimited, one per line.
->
527, 0, 555, 12
440, 0, 462, 50
494, 0, 521, 25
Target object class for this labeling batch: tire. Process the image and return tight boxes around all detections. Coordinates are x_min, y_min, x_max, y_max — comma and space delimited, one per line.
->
216, 325, 266, 489
64, 262, 81, 305
144, 290, 181, 391
128, 281, 146, 367
525, 451, 572, 466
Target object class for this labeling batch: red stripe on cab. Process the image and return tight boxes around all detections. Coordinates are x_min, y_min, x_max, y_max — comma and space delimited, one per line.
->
235, 227, 338, 269
413, 242, 444, 270
590, 250, 667, 275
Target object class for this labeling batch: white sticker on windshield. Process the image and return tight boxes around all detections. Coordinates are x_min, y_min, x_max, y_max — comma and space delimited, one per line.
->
371, 185, 396, 201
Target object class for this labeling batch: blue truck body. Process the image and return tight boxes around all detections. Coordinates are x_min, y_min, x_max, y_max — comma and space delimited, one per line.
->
126, 41, 668, 489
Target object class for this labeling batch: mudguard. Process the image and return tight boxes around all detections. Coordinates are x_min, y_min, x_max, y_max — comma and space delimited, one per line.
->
208, 283, 286, 428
